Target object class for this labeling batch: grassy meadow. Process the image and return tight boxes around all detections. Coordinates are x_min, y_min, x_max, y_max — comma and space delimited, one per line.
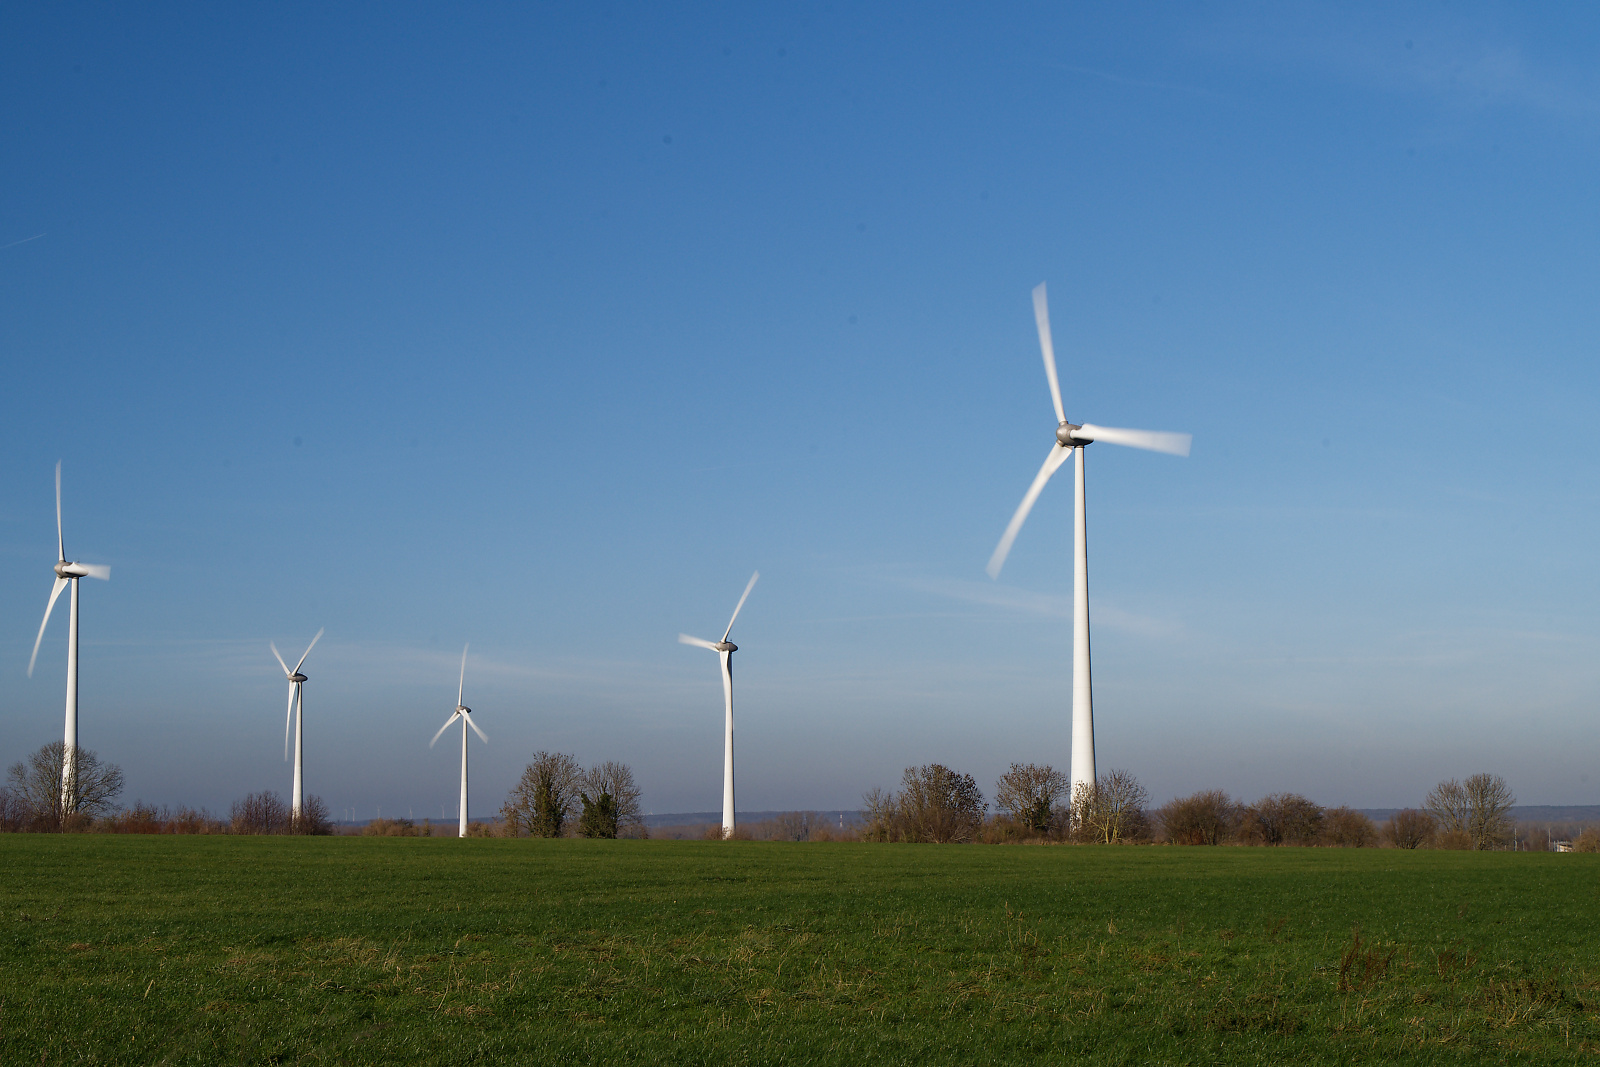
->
1, 836, 1597, 1064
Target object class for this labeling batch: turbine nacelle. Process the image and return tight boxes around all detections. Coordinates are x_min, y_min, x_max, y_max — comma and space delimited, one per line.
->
716, 641, 736, 653
288, 672, 307, 684
1055, 421, 1086, 447
457, 704, 471, 715
53, 560, 110, 580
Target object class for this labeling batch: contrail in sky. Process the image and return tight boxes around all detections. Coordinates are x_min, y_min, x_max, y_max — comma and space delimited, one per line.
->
0, 232, 46, 250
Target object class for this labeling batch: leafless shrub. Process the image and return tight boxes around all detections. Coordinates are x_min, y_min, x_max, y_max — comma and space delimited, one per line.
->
1436, 827, 1473, 850
101, 803, 226, 834
1241, 793, 1324, 846
1573, 828, 1600, 853
1382, 809, 1436, 849
736, 811, 843, 841
291, 795, 334, 835
465, 820, 496, 837
994, 763, 1068, 835
1324, 806, 1377, 848
7, 742, 125, 829
861, 765, 985, 843
501, 751, 583, 837
1072, 770, 1150, 844
230, 791, 290, 835
1156, 789, 1240, 845
0, 788, 28, 832
363, 817, 422, 836
105, 803, 163, 833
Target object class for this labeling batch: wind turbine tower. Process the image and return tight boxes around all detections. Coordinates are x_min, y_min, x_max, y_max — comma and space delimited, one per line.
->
28, 462, 111, 815
679, 571, 759, 839
271, 629, 324, 823
986, 283, 1191, 801
430, 644, 487, 838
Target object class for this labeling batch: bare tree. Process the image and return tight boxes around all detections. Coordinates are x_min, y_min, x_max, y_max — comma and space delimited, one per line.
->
230, 791, 290, 834
581, 761, 644, 836
1462, 773, 1515, 850
1241, 793, 1324, 845
860, 787, 896, 842
7, 742, 124, 830
1324, 807, 1377, 847
1155, 789, 1240, 845
1382, 809, 1436, 849
995, 763, 1068, 835
1424, 779, 1470, 836
502, 752, 583, 837
1072, 769, 1150, 844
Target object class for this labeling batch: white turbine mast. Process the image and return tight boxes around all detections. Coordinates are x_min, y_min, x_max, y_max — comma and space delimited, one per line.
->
679, 570, 759, 839
270, 628, 324, 824
430, 643, 487, 838
27, 462, 111, 816
986, 282, 1191, 802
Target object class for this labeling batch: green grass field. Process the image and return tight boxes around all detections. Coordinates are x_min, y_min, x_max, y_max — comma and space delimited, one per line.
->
2, 837, 1596, 1064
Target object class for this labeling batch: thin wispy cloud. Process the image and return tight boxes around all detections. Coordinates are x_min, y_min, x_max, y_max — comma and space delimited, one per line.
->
0, 232, 46, 250
894, 575, 1185, 639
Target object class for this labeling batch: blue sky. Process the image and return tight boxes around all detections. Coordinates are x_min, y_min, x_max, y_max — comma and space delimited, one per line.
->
3, 4, 1599, 818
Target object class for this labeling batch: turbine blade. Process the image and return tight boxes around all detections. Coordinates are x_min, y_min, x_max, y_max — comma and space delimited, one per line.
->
293, 628, 325, 674
285, 682, 296, 760
986, 443, 1073, 579
54, 461, 64, 562
1033, 283, 1067, 425
722, 570, 759, 642
458, 643, 468, 707
270, 642, 291, 677
80, 563, 110, 581
430, 712, 461, 747
462, 710, 488, 743
27, 577, 70, 677
679, 633, 720, 651
1072, 423, 1192, 456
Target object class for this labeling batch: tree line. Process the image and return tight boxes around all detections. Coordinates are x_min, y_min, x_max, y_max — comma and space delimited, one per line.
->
2, 739, 1579, 851
0, 742, 336, 834
854, 763, 1546, 849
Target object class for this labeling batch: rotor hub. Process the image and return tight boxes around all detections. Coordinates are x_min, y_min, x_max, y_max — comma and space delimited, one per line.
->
457, 705, 471, 715
1055, 421, 1086, 447
716, 641, 737, 653
290, 673, 307, 683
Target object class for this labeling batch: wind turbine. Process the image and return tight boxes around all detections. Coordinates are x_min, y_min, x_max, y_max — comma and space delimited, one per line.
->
679, 570, 759, 839
271, 628, 323, 823
430, 644, 487, 838
27, 462, 111, 815
986, 282, 1191, 802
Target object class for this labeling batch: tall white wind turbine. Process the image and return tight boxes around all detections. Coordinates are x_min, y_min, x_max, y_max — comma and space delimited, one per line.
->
986, 283, 1191, 802
27, 462, 111, 815
270, 628, 323, 823
679, 570, 759, 839
430, 644, 487, 838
